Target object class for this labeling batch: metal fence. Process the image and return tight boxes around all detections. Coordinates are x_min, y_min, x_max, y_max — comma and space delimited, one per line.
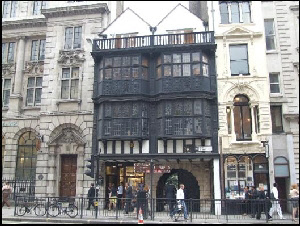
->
13, 196, 299, 223
2, 178, 36, 201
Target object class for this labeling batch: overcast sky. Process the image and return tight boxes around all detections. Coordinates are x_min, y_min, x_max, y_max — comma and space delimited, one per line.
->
123, 1, 189, 26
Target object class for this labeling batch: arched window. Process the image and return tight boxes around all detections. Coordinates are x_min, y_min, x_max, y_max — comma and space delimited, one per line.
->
2, 136, 5, 175
233, 95, 252, 140
16, 132, 37, 180
274, 157, 289, 177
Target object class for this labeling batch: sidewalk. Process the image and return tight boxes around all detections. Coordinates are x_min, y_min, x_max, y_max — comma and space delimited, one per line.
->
2, 207, 298, 224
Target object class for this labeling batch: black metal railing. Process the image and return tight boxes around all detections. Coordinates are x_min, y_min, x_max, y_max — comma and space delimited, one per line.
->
2, 178, 36, 202
93, 32, 215, 51
13, 196, 298, 223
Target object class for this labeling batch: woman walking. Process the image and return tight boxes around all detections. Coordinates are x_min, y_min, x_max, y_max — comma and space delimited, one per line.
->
290, 184, 299, 222
2, 182, 12, 208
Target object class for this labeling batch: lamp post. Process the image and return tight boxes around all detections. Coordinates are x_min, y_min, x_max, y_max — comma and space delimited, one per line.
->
261, 140, 270, 195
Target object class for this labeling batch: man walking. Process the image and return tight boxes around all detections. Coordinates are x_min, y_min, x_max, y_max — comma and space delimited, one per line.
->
117, 182, 124, 210
170, 184, 188, 221
269, 183, 285, 220
86, 183, 97, 210
165, 183, 176, 216
249, 186, 258, 218
124, 183, 132, 214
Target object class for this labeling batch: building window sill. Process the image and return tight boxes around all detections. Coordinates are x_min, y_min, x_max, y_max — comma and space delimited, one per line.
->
2, 107, 9, 110
230, 140, 260, 145
266, 50, 278, 54
22, 106, 41, 110
56, 99, 81, 105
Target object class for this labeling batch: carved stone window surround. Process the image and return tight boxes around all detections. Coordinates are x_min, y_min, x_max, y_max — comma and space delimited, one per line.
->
58, 49, 85, 66
2, 63, 16, 76
24, 61, 44, 75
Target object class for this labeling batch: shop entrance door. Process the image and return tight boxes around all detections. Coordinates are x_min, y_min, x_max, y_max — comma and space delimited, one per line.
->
60, 155, 77, 197
275, 177, 287, 212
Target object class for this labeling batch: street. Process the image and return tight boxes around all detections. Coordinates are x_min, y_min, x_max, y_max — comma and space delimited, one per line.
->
2, 220, 82, 224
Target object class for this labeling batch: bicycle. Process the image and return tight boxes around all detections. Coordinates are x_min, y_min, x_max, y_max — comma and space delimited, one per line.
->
48, 198, 78, 218
16, 197, 46, 216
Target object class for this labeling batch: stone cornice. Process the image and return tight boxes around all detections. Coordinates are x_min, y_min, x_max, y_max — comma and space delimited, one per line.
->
289, 5, 299, 11
42, 3, 109, 19
2, 18, 47, 30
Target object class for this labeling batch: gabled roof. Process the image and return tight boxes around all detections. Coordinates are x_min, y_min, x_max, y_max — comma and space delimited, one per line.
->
100, 7, 151, 35
155, 3, 203, 27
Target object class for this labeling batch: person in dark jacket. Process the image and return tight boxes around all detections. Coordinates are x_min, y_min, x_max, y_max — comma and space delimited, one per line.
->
87, 183, 98, 210
137, 184, 148, 219
243, 186, 250, 215
165, 184, 176, 215
256, 186, 271, 220
249, 186, 258, 218
124, 182, 133, 214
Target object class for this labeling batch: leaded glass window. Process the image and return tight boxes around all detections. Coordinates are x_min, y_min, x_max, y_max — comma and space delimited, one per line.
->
61, 67, 79, 99
2, 78, 11, 107
31, 39, 46, 61
2, 1, 17, 18
64, 26, 82, 49
33, 1, 47, 15
26, 77, 42, 106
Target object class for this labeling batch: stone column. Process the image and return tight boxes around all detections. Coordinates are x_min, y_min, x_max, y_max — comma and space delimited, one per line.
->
287, 133, 296, 184
230, 105, 236, 141
7, 36, 26, 116
250, 105, 257, 140
214, 158, 221, 215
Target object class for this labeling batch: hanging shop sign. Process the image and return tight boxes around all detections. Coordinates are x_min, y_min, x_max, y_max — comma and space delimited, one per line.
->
134, 163, 171, 174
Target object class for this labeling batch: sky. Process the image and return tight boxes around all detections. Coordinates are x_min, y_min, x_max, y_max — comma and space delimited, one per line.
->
123, 1, 189, 26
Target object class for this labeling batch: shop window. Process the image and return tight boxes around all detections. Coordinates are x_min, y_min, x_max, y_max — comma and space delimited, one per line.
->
270, 106, 283, 133
16, 131, 38, 180
225, 156, 253, 199
233, 95, 252, 140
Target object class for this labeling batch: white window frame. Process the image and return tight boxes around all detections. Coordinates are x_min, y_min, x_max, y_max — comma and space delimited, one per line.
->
2, 78, 11, 107
32, 1, 47, 15
2, 42, 16, 64
219, 1, 252, 24
64, 26, 82, 50
31, 39, 46, 61
264, 19, 276, 51
269, 73, 281, 94
61, 67, 80, 99
26, 76, 43, 106
2, 1, 17, 18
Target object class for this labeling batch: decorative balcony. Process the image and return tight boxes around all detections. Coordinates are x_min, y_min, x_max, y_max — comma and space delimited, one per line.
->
93, 31, 215, 51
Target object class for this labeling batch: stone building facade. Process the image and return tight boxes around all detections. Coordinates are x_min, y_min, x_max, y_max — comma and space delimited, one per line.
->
207, 1, 274, 198
261, 1, 299, 203
2, 1, 123, 197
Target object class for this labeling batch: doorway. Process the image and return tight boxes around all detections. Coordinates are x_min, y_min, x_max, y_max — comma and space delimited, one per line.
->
60, 155, 77, 197
156, 169, 200, 211
275, 178, 287, 212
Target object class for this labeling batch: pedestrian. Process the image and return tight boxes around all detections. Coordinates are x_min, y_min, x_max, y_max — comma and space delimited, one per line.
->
117, 182, 124, 210
124, 182, 133, 214
86, 183, 97, 210
243, 186, 250, 216
256, 186, 267, 220
144, 185, 151, 217
290, 184, 299, 222
165, 183, 176, 216
249, 186, 258, 218
132, 186, 138, 214
137, 184, 148, 219
269, 182, 285, 220
2, 182, 12, 208
170, 183, 188, 221
109, 183, 117, 211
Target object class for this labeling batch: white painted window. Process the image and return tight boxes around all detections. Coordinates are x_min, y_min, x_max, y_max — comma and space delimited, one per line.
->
2, 42, 15, 64
269, 73, 280, 93
64, 27, 82, 49
229, 44, 249, 75
2, 1, 17, 18
33, 1, 47, 15
2, 78, 11, 107
26, 77, 42, 106
219, 1, 251, 24
31, 40, 46, 61
264, 19, 276, 50
61, 67, 79, 99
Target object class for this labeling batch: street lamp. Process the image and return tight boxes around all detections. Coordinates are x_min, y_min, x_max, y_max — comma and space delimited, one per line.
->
261, 140, 269, 158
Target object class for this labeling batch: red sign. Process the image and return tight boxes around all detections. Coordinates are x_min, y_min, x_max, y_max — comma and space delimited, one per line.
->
134, 163, 171, 174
